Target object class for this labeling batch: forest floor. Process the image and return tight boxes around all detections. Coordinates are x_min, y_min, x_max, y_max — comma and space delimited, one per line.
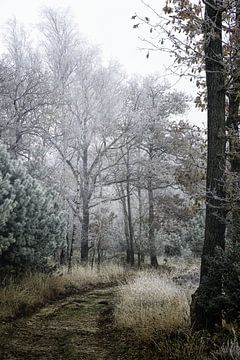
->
0, 285, 131, 360
1, 266, 237, 360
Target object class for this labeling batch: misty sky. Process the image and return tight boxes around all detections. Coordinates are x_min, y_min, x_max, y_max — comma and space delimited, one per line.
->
0, 0, 206, 125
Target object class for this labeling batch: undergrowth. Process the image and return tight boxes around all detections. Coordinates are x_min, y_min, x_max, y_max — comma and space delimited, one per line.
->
114, 271, 190, 340
113, 269, 240, 360
0, 264, 126, 321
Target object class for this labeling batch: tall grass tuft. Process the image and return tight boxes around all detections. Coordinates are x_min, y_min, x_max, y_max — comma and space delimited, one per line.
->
114, 271, 190, 340
212, 335, 240, 360
0, 273, 65, 320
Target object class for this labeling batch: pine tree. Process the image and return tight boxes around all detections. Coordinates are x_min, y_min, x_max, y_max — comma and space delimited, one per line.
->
0, 145, 65, 277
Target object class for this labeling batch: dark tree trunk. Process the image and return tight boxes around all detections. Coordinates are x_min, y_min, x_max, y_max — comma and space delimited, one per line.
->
148, 183, 158, 268
68, 173, 81, 271
191, 0, 226, 330
59, 220, 69, 266
124, 219, 131, 264
81, 146, 89, 263
137, 185, 144, 268
126, 148, 135, 266
228, 93, 240, 243
60, 247, 68, 266
227, 0, 240, 244
126, 186, 134, 266
118, 184, 131, 264
68, 219, 76, 272
148, 146, 158, 268
97, 240, 101, 267
81, 199, 89, 263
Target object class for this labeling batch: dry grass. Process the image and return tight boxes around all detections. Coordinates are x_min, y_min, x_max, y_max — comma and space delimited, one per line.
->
62, 264, 126, 287
0, 273, 65, 320
0, 264, 126, 321
212, 335, 240, 360
114, 271, 190, 340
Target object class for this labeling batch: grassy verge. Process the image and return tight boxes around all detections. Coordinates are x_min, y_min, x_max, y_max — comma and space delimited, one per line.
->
114, 271, 190, 339
113, 270, 240, 360
0, 264, 126, 321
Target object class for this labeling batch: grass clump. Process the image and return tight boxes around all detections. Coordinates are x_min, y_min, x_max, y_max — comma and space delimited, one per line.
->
114, 271, 190, 340
212, 334, 240, 360
0, 273, 65, 320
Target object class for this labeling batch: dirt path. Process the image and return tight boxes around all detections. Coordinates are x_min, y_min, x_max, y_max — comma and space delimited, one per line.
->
0, 287, 120, 360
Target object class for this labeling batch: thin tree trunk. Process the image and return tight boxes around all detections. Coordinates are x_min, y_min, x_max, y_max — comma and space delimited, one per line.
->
137, 186, 144, 268
191, 0, 226, 330
81, 146, 89, 263
97, 238, 102, 268
148, 144, 158, 268
118, 184, 131, 264
124, 216, 131, 264
126, 148, 134, 266
81, 199, 89, 263
68, 218, 76, 272
68, 173, 81, 271
148, 177, 158, 268
90, 247, 95, 270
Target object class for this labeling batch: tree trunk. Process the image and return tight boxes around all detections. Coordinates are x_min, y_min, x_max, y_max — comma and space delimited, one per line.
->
60, 247, 68, 266
124, 217, 131, 264
68, 174, 81, 271
97, 239, 103, 269
126, 148, 134, 266
68, 219, 76, 272
191, 0, 226, 330
137, 185, 144, 268
227, 0, 240, 244
118, 184, 131, 264
81, 146, 89, 263
81, 199, 89, 263
228, 94, 240, 243
148, 174, 158, 268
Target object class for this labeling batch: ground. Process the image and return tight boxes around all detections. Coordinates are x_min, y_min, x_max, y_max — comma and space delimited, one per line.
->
0, 263, 212, 360
0, 287, 124, 360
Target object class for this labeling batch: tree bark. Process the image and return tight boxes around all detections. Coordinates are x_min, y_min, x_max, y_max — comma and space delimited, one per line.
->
126, 148, 135, 266
68, 173, 81, 271
137, 185, 144, 268
227, 0, 240, 244
148, 144, 158, 268
81, 202, 89, 263
148, 178, 158, 268
191, 0, 226, 330
81, 140, 89, 263
118, 184, 131, 264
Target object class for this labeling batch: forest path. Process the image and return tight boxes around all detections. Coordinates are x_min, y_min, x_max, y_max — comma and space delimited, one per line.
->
0, 287, 121, 360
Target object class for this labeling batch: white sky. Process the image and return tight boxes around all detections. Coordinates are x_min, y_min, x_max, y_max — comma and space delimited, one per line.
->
0, 0, 206, 126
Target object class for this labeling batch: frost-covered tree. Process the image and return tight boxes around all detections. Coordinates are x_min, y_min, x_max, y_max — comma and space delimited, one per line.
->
107, 75, 194, 267
0, 19, 51, 160
0, 145, 65, 277
39, 8, 125, 264
136, 76, 188, 267
133, 0, 240, 330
